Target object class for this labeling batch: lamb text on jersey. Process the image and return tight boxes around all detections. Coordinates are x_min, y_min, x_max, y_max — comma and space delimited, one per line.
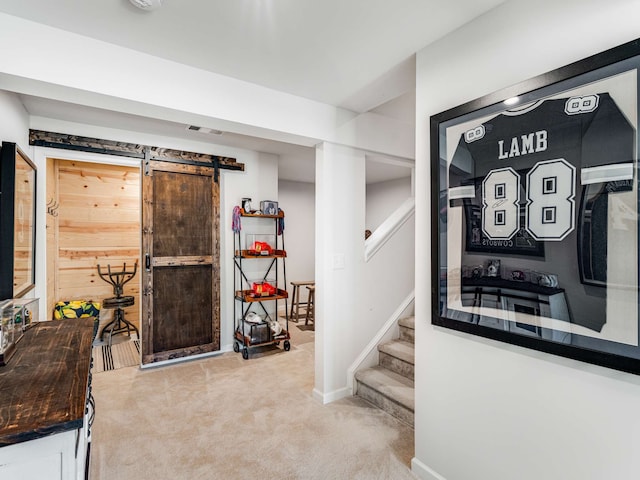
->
498, 130, 547, 159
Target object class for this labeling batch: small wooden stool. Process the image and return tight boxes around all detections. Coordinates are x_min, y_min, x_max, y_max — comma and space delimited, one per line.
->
305, 285, 315, 325
290, 280, 315, 322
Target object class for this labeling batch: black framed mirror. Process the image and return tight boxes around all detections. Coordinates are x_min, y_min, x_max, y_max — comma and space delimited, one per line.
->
0, 142, 37, 300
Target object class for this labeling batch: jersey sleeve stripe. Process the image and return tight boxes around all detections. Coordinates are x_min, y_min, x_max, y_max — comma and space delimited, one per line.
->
581, 163, 634, 185
449, 185, 476, 200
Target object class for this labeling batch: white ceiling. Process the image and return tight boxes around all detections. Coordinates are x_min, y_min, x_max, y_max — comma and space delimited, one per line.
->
0, 0, 506, 183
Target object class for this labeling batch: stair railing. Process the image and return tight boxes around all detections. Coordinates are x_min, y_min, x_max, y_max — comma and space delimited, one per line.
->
365, 196, 415, 262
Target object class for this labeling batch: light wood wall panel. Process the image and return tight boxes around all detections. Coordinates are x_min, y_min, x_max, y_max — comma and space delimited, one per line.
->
45, 158, 58, 318
53, 160, 141, 329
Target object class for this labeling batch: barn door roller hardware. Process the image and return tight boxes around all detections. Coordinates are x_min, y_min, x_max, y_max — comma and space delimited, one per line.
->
30, 130, 244, 176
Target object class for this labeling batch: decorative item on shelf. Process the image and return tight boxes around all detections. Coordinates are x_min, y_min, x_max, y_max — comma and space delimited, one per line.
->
536, 273, 559, 288
245, 312, 262, 324
486, 259, 501, 278
0, 299, 16, 366
237, 318, 270, 344
12, 297, 39, 332
267, 318, 282, 336
13, 308, 26, 327
260, 200, 278, 216
247, 234, 276, 254
511, 270, 527, 282
471, 265, 484, 279
249, 241, 273, 256
241, 197, 253, 214
251, 281, 277, 297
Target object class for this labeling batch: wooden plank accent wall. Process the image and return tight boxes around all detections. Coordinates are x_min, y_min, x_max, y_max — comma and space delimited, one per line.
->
53, 159, 140, 328
45, 157, 58, 318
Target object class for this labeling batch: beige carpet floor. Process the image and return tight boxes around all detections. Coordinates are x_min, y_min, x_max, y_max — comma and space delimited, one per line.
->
89, 323, 416, 480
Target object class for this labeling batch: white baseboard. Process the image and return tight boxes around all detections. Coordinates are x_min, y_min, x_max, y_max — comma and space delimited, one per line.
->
411, 458, 447, 480
312, 386, 350, 404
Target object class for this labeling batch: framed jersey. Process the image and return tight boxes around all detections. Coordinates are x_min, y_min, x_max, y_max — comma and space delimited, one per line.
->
431, 38, 640, 375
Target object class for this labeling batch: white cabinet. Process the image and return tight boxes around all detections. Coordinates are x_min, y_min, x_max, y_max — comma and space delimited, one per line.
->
0, 429, 85, 480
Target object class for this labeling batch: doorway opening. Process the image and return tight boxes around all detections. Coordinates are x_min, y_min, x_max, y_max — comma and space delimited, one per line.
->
46, 157, 141, 336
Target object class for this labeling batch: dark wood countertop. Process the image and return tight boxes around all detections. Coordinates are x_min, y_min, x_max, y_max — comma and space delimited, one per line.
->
0, 318, 94, 446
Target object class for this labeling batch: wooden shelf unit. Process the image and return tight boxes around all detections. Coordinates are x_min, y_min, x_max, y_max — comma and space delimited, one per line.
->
234, 249, 287, 259
235, 289, 289, 302
233, 209, 290, 359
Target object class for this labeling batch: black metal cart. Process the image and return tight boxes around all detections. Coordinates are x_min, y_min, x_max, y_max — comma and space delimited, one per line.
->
232, 208, 290, 359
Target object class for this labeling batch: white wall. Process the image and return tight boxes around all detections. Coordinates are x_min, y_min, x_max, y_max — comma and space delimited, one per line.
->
0, 90, 29, 149
364, 214, 414, 326
315, 142, 366, 402
364, 176, 415, 337
366, 176, 412, 231
413, 1, 640, 479
278, 180, 315, 302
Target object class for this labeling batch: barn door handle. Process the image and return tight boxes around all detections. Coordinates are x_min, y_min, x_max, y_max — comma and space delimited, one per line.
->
145, 253, 151, 271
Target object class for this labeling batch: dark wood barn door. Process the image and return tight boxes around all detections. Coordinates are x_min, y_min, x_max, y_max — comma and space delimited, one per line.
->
141, 160, 220, 364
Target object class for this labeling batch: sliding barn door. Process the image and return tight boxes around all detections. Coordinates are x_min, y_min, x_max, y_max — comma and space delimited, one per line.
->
141, 160, 220, 364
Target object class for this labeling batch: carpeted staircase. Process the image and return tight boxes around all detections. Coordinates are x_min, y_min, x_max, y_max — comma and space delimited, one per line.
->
354, 316, 415, 426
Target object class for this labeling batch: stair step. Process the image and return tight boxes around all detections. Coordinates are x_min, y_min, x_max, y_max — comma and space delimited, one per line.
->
379, 339, 414, 364
398, 316, 415, 329
378, 340, 414, 380
398, 316, 415, 344
355, 366, 414, 426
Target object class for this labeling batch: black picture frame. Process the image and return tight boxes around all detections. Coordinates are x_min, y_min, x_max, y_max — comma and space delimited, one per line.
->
0, 142, 37, 300
431, 38, 640, 375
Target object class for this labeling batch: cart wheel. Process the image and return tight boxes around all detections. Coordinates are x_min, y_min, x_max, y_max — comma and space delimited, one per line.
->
284, 340, 291, 351
242, 348, 249, 360
233, 342, 240, 353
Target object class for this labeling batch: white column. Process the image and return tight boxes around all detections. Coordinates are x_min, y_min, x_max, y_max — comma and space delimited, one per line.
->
313, 142, 366, 403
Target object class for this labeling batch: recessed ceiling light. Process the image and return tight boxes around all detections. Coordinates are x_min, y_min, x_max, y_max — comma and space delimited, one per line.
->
129, 0, 163, 11
504, 96, 520, 106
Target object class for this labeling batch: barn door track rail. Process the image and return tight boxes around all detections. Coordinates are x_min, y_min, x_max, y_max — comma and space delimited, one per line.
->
29, 129, 244, 176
